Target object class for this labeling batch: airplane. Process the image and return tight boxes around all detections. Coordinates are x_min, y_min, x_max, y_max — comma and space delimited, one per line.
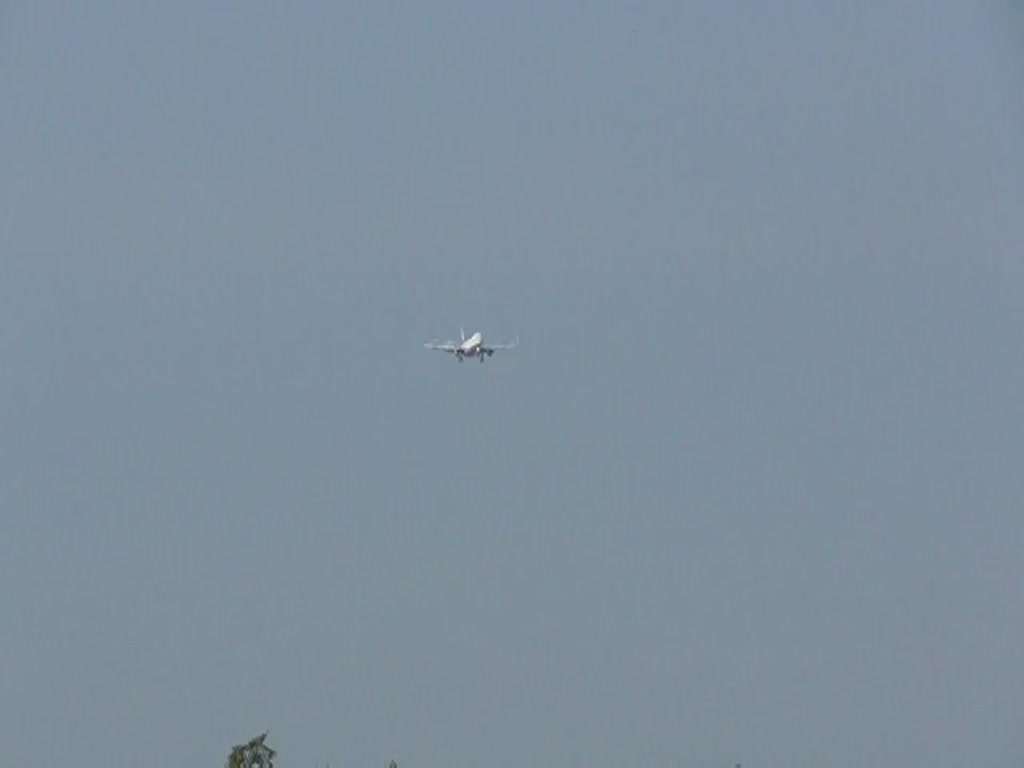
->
424, 328, 519, 363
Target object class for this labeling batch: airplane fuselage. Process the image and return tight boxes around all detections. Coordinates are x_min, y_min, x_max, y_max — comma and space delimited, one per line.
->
456, 331, 495, 361
458, 331, 484, 357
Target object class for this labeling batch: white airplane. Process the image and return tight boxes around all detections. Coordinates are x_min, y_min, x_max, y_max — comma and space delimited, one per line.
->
424, 328, 519, 363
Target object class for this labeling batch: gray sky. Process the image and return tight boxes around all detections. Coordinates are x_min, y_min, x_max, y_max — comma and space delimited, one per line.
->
2, 3, 1023, 766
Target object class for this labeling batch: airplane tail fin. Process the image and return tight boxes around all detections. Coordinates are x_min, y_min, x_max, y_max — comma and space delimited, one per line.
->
460, 327, 465, 342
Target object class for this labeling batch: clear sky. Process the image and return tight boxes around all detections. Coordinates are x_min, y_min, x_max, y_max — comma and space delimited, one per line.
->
2, 3, 1023, 766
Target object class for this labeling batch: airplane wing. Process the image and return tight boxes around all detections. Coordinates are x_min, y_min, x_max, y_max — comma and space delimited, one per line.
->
424, 340, 459, 353
483, 336, 519, 352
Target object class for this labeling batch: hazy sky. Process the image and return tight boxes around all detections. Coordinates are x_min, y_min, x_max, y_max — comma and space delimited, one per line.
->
2, 4, 1023, 766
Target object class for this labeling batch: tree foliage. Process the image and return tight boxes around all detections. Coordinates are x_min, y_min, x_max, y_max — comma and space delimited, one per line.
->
226, 732, 277, 768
